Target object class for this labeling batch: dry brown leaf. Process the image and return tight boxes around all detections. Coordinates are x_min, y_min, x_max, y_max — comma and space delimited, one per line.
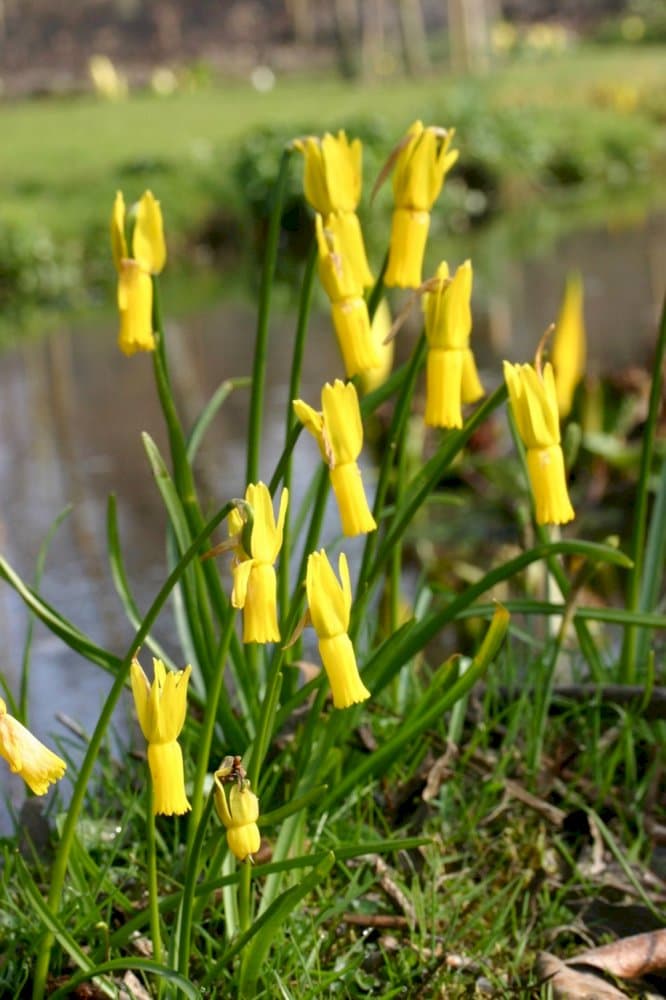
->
537, 951, 628, 999
576, 928, 666, 980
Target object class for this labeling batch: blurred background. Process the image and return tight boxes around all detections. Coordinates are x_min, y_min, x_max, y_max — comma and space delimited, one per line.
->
0, 0, 664, 818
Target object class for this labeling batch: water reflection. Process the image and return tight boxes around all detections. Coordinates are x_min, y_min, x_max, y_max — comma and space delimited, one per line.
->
0, 212, 664, 829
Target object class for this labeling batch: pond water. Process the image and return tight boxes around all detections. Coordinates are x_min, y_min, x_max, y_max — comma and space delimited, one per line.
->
0, 209, 664, 830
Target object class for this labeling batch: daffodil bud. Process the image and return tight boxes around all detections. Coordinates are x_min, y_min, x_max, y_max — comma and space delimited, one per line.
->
214, 770, 261, 862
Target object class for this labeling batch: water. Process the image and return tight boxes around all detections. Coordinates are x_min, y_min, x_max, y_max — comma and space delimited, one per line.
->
0, 211, 664, 828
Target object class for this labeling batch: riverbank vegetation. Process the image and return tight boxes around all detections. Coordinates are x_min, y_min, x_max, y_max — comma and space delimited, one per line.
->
1, 44, 665, 330
0, 108, 665, 998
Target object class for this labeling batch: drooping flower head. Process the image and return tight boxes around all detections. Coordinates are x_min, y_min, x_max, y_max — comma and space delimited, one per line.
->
503, 360, 575, 526
384, 121, 459, 289
294, 131, 373, 286
294, 380, 376, 537
552, 272, 586, 418
0, 699, 66, 795
306, 550, 370, 710
214, 758, 261, 862
228, 482, 288, 644
422, 259, 484, 428
110, 190, 166, 356
131, 657, 191, 815
315, 215, 380, 377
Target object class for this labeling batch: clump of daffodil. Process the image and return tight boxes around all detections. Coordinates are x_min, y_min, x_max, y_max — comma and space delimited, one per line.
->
316, 215, 381, 378
131, 657, 191, 816
0, 698, 66, 795
294, 380, 376, 537
214, 759, 260, 862
110, 190, 166, 356
504, 359, 575, 526
423, 259, 484, 428
384, 121, 458, 289
552, 272, 586, 418
228, 482, 289, 644
306, 550, 370, 709
294, 130, 373, 286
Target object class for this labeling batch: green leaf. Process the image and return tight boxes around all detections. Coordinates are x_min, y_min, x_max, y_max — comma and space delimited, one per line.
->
49, 958, 200, 1000
187, 376, 251, 463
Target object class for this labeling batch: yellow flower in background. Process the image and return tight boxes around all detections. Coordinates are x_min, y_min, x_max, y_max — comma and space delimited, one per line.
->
315, 214, 380, 378
385, 121, 459, 289
552, 272, 586, 418
0, 698, 66, 795
131, 657, 191, 816
306, 550, 370, 710
111, 190, 166, 356
214, 765, 261, 862
423, 260, 484, 428
293, 380, 376, 537
359, 299, 394, 396
229, 482, 289, 644
503, 361, 575, 526
294, 131, 373, 286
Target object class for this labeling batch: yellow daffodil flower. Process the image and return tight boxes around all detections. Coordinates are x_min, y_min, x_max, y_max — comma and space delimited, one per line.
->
552, 272, 586, 418
110, 190, 166, 356
423, 260, 484, 428
0, 698, 66, 795
316, 215, 380, 378
228, 482, 289, 644
293, 380, 376, 537
359, 299, 394, 395
503, 361, 575, 526
385, 121, 459, 289
294, 131, 373, 286
306, 550, 370, 710
131, 657, 191, 816
214, 765, 261, 862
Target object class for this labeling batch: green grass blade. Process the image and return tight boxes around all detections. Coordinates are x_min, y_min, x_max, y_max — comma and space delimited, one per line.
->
106, 494, 175, 668
49, 959, 200, 1000
622, 294, 666, 681
322, 605, 510, 811
635, 455, 666, 667
187, 376, 252, 463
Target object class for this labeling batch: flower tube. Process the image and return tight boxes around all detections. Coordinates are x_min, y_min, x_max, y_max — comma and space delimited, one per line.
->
384, 121, 459, 289
0, 698, 66, 795
316, 214, 380, 377
423, 260, 484, 428
294, 380, 376, 537
503, 361, 575, 526
229, 482, 289, 644
306, 550, 370, 709
110, 190, 166, 356
131, 657, 191, 815
294, 130, 373, 286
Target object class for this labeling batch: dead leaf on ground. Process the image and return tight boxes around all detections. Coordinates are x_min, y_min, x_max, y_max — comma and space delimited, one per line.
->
537, 951, 628, 999
575, 928, 666, 980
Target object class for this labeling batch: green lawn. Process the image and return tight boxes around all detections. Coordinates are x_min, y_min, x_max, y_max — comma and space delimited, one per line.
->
2, 44, 664, 239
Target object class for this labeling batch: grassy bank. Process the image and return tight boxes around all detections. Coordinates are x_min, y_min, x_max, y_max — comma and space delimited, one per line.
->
1, 44, 665, 328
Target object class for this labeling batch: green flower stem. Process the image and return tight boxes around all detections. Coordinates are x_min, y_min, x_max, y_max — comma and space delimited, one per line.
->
31, 501, 233, 1000
279, 240, 317, 668
354, 334, 427, 624
621, 295, 666, 683
177, 788, 216, 978
246, 147, 293, 486
147, 786, 163, 997
238, 860, 253, 934
506, 407, 605, 680
152, 279, 230, 639
367, 251, 388, 322
187, 608, 237, 849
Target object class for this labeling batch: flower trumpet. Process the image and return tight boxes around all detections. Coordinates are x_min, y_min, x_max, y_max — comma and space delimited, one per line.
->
0, 698, 66, 795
